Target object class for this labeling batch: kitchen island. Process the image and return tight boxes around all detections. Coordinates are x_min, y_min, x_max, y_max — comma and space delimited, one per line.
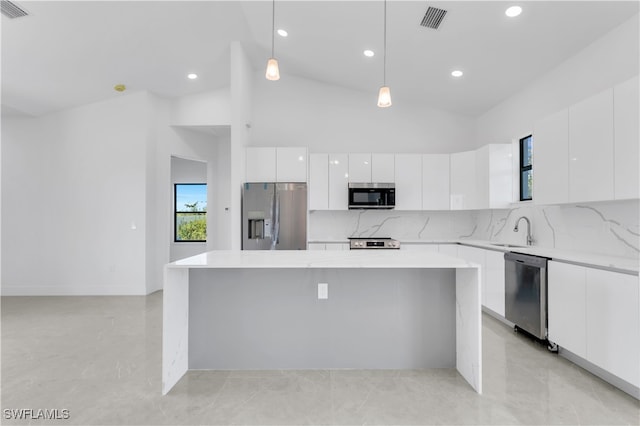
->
162, 250, 482, 395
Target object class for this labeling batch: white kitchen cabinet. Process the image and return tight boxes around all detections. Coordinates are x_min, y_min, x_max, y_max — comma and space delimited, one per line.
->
348, 153, 372, 182
401, 244, 439, 252
484, 250, 505, 316
457, 245, 486, 304
548, 261, 587, 358
307, 243, 326, 250
533, 109, 569, 205
614, 75, 640, 200
394, 154, 422, 210
422, 154, 450, 210
309, 154, 329, 210
276, 147, 308, 182
586, 269, 640, 387
450, 151, 476, 210
245, 147, 276, 182
371, 154, 395, 182
328, 154, 349, 210
569, 89, 614, 203
438, 244, 458, 257
325, 243, 349, 250
481, 144, 513, 209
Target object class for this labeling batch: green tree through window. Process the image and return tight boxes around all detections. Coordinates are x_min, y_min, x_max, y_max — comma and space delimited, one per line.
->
174, 184, 207, 242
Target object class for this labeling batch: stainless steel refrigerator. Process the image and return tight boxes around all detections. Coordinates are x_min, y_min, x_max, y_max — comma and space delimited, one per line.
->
242, 183, 307, 250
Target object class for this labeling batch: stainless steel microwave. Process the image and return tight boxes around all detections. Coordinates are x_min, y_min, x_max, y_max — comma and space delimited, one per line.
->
348, 183, 395, 209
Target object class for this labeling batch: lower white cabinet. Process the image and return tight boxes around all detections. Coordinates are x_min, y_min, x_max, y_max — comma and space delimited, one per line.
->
438, 244, 459, 257
456, 246, 506, 317
586, 268, 639, 387
484, 250, 505, 316
400, 244, 439, 253
308, 243, 326, 250
548, 261, 587, 358
549, 260, 640, 387
457, 246, 489, 305
307, 242, 349, 250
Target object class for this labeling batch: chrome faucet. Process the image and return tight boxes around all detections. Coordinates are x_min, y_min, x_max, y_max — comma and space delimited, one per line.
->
514, 216, 533, 246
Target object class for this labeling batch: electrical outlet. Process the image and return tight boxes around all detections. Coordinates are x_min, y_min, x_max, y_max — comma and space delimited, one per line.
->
318, 283, 328, 300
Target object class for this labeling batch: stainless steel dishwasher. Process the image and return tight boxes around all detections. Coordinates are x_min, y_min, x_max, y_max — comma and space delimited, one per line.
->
504, 252, 549, 341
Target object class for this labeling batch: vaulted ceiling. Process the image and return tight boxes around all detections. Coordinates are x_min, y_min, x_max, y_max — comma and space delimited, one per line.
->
2, 1, 638, 117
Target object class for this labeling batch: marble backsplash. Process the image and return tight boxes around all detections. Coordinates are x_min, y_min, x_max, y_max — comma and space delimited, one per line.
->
309, 199, 640, 259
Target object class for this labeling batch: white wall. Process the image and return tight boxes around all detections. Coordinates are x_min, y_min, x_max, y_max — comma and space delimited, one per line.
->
229, 41, 253, 250
2, 93, 150, 295
476, 14, 639, 145
249, 73, 476, 154
146, 93, 225, 294
170, 157, 208, 261
170, 88, 231, 127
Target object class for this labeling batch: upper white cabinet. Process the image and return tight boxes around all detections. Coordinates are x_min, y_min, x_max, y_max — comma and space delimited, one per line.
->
246, 147, 307, 183
371, 154, 395, 182
476, 144, 513, 209
328, 154, 349, 210
534, 108, 569, 205
348, 153, 372, 182
450, 150, 476, 210
614, 76, 640, 200
569, 89, 614, 203
309, 154, 329, 210
348, 153, 395, 183
276, 147, 308, 182
548, 261, 587, 358
422, 154, 450, 210
394, 154, 422, 210
245, 147, 277, 182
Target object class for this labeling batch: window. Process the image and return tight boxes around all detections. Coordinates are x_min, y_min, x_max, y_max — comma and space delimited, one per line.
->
174, 183, 207, 242
519, 135, 533, 201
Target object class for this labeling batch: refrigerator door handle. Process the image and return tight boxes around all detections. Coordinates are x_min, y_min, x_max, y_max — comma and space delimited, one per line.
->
274, 190, 281, 246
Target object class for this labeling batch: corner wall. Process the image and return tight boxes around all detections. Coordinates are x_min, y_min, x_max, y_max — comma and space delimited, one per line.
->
249, 73, 476, 154
476, 14, 639, 145
2, 93, 150, 295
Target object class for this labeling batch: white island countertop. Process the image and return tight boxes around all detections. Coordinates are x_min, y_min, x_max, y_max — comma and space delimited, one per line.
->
163, 249, 482, 396
169, 249, 479, 269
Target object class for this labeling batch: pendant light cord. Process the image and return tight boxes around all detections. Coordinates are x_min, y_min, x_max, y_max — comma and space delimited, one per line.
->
271, 0, 276, 58
383, 0, 387, 86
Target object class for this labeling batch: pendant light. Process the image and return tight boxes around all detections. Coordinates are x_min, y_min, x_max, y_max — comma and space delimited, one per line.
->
377, 0, 391, 107
265, 0, 280, 81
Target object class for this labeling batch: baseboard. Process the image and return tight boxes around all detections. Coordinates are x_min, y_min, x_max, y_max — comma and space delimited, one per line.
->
481, 306, 515, 328
0, 285, 146, 296
559, 347, 640, 400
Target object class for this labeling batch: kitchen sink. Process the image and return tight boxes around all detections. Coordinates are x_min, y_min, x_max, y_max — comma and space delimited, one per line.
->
490, 243, 528, 248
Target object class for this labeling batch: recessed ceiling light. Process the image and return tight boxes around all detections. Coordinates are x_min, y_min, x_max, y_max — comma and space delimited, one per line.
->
277, 29, 288, 37
187, 73, 198, 80
505, 6, 522, 17
451, 70, 463, 77
364, 50, 375, 57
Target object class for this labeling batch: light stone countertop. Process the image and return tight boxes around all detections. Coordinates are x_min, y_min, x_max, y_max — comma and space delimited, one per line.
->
168, 249, 478, 270
308, 239, 639, 274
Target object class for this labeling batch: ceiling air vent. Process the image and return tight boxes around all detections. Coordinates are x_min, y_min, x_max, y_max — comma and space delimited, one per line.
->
420, 6, 447, 30
1, 0, 29, 19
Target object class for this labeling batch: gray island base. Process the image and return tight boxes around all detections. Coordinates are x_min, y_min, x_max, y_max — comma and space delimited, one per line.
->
162, 251, 482, 395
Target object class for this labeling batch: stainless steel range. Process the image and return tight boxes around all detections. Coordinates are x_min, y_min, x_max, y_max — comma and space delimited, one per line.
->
349, 237, 400, 250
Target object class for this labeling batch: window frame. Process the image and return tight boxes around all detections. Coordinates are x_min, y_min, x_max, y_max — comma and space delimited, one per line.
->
174, 183, 207, 243
519, 135, 533, 201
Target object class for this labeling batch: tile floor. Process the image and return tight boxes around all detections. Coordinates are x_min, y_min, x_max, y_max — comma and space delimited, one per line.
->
1, 291, 639, 425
